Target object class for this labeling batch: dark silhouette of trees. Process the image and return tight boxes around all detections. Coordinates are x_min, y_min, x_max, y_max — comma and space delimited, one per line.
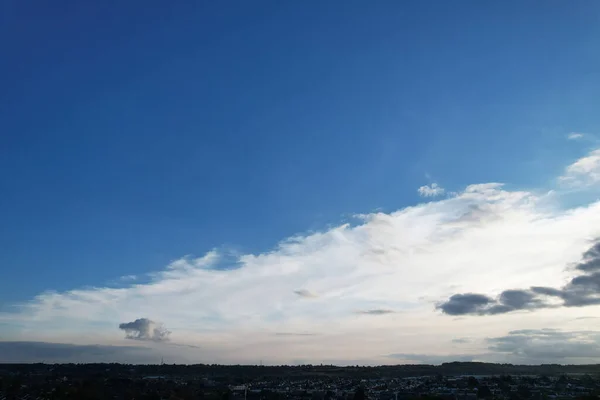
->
517, 385, 532, 398
468, 376, 479, 389
353, 386, 366, 400
477, 385, 492, 398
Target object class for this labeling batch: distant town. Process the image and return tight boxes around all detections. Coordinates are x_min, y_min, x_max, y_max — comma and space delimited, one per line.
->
1, 362, 600, 400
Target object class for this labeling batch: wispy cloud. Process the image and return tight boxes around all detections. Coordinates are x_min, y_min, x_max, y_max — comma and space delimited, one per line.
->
355, 309, 395, 315
293, 289, 318, 298
417, 183, 445, 197
567, 132, 585, 140
559, 149, 600, 187
452, 337, 472, 344
274, 332, 318, 336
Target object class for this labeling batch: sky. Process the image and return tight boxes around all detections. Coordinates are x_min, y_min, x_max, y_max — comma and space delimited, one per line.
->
1, 1, 600, 365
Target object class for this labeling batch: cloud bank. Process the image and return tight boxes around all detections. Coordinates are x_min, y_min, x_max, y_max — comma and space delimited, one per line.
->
0, 342, 161, 364
2, 150, 600, 364
487, 329, 600, 363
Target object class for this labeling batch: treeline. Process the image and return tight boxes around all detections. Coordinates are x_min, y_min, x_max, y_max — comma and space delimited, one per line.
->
2, 362, 600, 379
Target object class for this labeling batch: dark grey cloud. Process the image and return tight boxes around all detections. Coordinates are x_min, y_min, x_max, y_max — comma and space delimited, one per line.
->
118, 318, 171, 342
499, 290, 539, 309
530, 286, 564, 297
530, 272, 600, 307
438, 240, 600, 316
293, 289, 318, 298
486, 329, 600, 362
0, 341, 159, 364
355, 309, 395, 315
577, 242, 600, 272
436, 293, 492, 315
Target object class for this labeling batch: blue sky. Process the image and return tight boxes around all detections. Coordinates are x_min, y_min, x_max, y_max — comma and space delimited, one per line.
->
2, 1, 600, 364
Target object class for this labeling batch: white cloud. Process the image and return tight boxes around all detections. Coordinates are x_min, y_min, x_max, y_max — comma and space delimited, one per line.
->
567, 132, 585, 140
3, 152, 600, 364
417, 183, 445, 197
559, 149, 600, 187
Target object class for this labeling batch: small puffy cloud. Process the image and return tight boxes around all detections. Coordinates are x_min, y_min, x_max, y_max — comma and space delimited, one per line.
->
118, 318, 171, 342
417, 183, 445, 197
559, 149, 600, 187
567, 132, 585, 140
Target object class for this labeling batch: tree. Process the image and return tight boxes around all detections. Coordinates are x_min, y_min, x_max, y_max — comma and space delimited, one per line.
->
353, 387, 366, 400
468, 377, 479, 389
517, 385, 531, 398
222, 389, 233, 400
477, 385, 492, 399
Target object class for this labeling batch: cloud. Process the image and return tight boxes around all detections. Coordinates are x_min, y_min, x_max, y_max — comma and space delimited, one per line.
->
355, 309, 395, 315
119, 318, 171, 342
559, 149, 600, 187
418, 183, 445, 197
0, 341, 160, 364
452, 337, 472, 344
567, 132, 585, 140
274, 332, 317, 336
293, 289, 318, 298
577, 241, 600, 272
388, 329, 600, 365
386, 353, 478, 364
388, 328, 600, 365
437, 294, 493, 315
438, 239, 600, 315
3, 151, 600, 363
486, 329, 600, 362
